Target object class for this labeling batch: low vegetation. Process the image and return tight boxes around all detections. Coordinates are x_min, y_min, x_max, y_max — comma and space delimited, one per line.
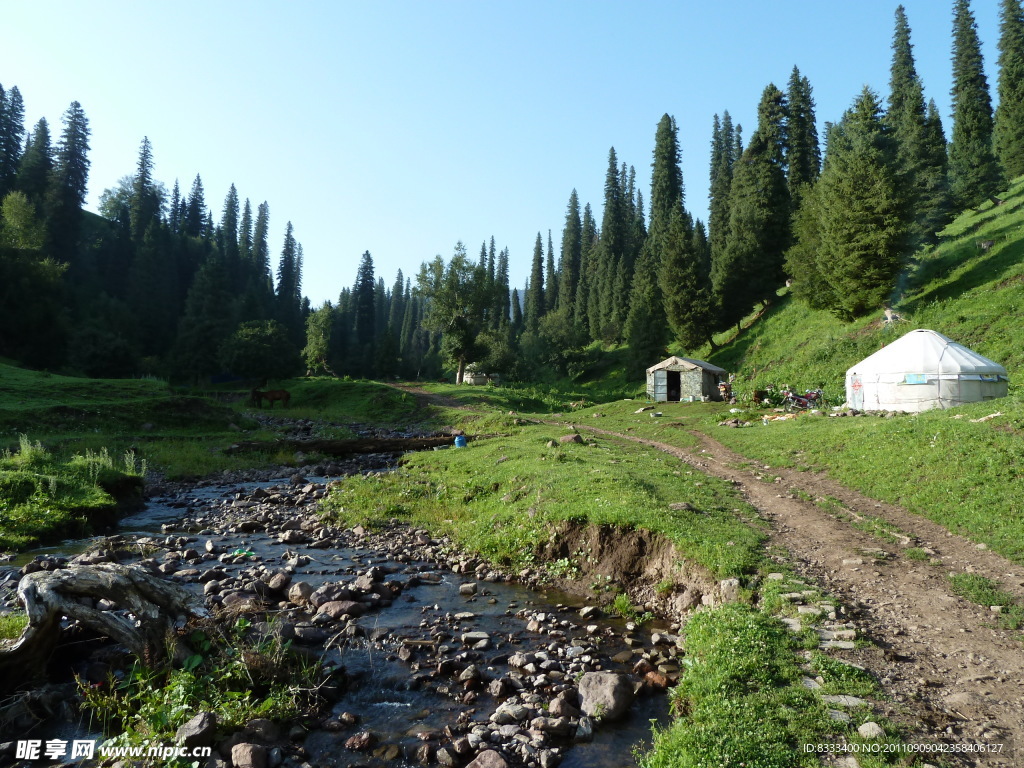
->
322, 423, 764, 580
80, 619, 330, 753
0, 435, 145, 551
641, 603, 901, 768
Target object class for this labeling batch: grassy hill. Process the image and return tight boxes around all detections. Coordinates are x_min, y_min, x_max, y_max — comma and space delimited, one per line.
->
694, 177, 1024, 398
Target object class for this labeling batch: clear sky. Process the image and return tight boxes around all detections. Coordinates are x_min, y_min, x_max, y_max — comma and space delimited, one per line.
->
0, 1, 1003, 307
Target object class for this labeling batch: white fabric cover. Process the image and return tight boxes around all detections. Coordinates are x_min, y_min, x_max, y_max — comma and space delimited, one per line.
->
845, 329, 1008, 412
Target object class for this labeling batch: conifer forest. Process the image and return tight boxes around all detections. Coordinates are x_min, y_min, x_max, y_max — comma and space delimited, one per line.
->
1, 0, 1022, 385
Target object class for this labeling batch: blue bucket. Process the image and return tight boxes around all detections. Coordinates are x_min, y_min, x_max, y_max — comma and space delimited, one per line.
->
454, 435, 467, 448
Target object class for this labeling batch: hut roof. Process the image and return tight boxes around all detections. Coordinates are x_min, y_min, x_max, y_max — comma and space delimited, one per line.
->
646, 356, 727, 376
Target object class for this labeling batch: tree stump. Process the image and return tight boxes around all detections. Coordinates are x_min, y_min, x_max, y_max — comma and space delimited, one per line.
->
0, 563, 209, 692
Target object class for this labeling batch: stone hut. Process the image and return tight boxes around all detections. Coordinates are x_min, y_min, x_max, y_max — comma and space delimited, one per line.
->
646, 356, 728, 402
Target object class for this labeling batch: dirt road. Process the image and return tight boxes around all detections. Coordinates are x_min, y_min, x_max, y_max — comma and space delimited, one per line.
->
576, 423, 1022, 766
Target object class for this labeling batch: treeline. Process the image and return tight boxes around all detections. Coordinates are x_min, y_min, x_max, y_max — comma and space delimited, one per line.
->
2, 1, 1022, 386
0, 103, 307, 380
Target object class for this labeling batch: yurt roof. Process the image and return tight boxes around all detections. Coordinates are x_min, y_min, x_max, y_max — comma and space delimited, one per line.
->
647, 356, 728, 375
846, 329, 1007, 377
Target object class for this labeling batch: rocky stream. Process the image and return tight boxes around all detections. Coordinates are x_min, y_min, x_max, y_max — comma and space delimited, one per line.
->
0, 448, 678, 768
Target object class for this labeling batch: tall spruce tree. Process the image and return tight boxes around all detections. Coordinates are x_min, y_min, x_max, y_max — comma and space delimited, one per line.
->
544, 230, 558, 312
949, 0, 1004, 208
708, 112, 736, 327
785, 67, 820, 207
130, 137, 160, 244
626, 114, 679, 361
574, 203, 597, 333
558, 190, 582, 317
887, 5, 952, 246
715, 84, 790, 330
44, 101, 90, 263
996, 0, 1024, 179
815, 88, 909, 320
0, 85, 25, 198
351, 249, 377, 371
524, 232, 545, 332
15, 118, 52, 211
184, 174, 207, 237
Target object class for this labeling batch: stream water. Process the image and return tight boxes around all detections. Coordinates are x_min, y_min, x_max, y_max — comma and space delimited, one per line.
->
3, 465, 674, 768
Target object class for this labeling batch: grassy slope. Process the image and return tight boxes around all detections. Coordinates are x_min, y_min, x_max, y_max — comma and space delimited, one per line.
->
581, 178, 1024, 565
698, 178, 1024, 396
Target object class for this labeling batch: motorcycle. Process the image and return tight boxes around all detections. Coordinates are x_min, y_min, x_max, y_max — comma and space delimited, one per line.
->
780, 385, 824, 411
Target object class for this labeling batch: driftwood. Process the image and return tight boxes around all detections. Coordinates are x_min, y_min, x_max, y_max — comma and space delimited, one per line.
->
225, 435, 462, 456
1, 563, 209, 692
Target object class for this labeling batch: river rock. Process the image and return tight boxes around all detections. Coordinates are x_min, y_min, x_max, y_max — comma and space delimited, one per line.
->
231, 743, 267, 768
344, 731, 377, 751
578, 671, 635, 720
176, 711, 217, 747
467, 748, 511, 767
287, 581, 313, 606
318, 600, 366, 619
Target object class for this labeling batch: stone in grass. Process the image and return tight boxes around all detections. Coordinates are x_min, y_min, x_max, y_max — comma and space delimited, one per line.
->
858, 721, 886, 740
176, 711, 217, 747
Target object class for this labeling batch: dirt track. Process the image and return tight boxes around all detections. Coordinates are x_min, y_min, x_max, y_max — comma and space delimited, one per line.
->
575, 423, 1023, 767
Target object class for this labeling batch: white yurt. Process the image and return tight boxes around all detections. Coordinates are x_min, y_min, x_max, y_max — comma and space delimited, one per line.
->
845, 329, 1009, 412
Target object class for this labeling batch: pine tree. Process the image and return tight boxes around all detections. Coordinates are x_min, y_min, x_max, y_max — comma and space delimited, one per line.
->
544, 230, 558, 312
708, 112, 735, 323
996, 0, 1024, 179
168, 180, 182, 234
184, 174, 207, 237
660, 208, 715, 350
815, 88, 909, 320
15, 118, 52, 211
510, 287, 523, 332
571, 204, 592, 332
715, 84, 790, 330
130, 137, 160, 244
887, 5, 952, 246
493, 246, 511, 327
919, 99, 953, 237
351, 249, 377, 369
0, 85, 25, 198
524, 232, 545, 332
171, 256, 234, 382
949, 0, 1004, 208
239, 198, 253, 263
44, 101, 91, 263
786, 67, 820, 206
275, 222, 304, 346
558, 190, 582, 316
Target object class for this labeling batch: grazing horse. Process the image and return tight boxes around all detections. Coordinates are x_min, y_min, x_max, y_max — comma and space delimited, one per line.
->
251, 389, 291, 408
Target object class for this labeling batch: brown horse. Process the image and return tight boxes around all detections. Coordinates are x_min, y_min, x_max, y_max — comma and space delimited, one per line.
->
251, 389, 290, 408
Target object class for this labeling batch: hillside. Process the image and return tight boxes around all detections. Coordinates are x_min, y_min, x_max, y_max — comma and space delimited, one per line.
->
694, 177, 1024, 397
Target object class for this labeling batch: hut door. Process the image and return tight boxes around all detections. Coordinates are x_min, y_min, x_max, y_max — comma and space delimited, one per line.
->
667, 371, 681, 402
652, 370, 668, 402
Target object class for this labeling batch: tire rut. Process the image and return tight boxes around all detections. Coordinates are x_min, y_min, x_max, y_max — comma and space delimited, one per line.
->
567, 422, 1022, 765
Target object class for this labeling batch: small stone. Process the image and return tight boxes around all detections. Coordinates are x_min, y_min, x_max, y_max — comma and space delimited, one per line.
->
858, 721, 885, 740
231, 743, 267, 768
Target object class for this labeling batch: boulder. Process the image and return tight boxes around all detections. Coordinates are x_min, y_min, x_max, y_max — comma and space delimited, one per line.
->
176, 711, 217, 748
577, 671, 635, 720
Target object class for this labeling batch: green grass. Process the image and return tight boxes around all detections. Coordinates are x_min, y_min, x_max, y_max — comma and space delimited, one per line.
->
80, 619, 329, 757
639, 604, 903, 768
0, 612, 28, 641
948, 573, 1024, 630
0, 436, 145, 551
258, 377, 420, 425
321, 423, 764, 579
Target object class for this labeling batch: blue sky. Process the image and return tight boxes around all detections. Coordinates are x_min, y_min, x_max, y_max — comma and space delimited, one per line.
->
1, 1, 1003, 306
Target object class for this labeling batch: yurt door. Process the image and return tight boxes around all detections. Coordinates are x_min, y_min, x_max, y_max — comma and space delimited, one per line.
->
850, 375, 864, 409
652, 370, 668, 402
